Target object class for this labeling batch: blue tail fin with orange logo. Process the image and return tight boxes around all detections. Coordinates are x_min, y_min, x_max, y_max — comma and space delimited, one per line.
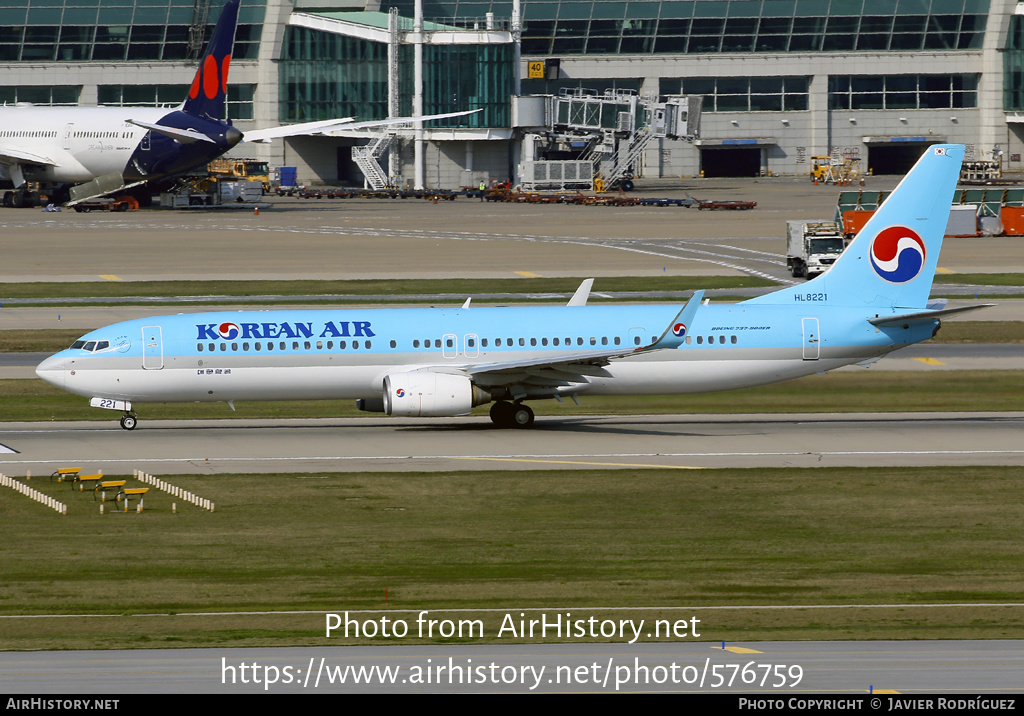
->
746, 144, 964, 311
181, 0, 240, 122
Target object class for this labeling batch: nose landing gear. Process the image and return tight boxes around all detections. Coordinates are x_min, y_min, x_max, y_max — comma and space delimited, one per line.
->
120, 413, 138, 430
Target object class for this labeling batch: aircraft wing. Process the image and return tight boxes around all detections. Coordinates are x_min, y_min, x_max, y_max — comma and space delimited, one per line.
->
241, 109, 482, 143
465, 348, 635, 392
239, 117, 357, 143
462, 291, 705, 392
0, 145, 57, 166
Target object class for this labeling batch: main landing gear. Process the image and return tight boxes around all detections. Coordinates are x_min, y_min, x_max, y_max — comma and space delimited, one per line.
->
120, 412, 138, 430
489, 401, 535, 428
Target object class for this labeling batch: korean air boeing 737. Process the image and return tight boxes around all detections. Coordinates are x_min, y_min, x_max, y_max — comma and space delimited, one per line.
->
36, 144, 986, 429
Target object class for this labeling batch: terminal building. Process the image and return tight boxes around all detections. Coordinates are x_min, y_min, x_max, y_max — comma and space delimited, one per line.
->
1, 0, 1022, 186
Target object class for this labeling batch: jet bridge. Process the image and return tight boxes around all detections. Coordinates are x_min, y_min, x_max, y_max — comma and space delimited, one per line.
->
515, 89, 702, 191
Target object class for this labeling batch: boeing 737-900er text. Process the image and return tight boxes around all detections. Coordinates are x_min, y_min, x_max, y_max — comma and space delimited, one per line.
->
36, 144, 988, 429
0, 0, 474, 207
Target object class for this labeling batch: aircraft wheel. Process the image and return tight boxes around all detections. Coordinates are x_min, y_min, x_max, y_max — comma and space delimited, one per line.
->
120, 415, 137, 431
489, 401, 514, 427
511, 403, 535, 428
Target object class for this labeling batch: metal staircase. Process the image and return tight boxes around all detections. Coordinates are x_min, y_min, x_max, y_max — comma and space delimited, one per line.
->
352, 133, 396, 190
597, 126, 655, 188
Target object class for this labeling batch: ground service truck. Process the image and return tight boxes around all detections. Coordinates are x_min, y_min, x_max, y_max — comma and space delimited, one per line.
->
786, 220, 847, 279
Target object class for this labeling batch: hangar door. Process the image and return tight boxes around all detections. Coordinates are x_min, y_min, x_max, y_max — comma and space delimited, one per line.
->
867, 143, 932, 175
700, 147, 762, 177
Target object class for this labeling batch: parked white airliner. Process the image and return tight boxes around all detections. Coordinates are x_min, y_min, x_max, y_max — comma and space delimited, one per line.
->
0, 0, 474, 206
36, 144, 985, 429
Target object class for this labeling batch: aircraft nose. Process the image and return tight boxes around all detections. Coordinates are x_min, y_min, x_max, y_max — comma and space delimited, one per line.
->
35, 354, 67, 389
225, 126, 243, 147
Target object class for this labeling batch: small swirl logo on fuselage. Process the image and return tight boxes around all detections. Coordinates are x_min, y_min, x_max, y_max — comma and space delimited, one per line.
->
396, 388, 406, 398
869, 226, 926, 283
217, 322, 240, 340
672, 323, 687, 337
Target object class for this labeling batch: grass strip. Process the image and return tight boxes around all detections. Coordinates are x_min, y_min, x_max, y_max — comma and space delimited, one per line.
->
934, 272, 1024, 286
0, 371, 1021, 423
1, 466, 1022, 649
0, 276, 775, 302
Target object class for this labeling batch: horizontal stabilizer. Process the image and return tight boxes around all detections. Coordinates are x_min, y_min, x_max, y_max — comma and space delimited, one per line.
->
127, 119, 216, 144
868, 304, 993, 327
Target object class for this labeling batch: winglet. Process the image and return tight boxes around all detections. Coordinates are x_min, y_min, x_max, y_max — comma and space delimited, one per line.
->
567, 279, 594, 307
643, 290, 704, 350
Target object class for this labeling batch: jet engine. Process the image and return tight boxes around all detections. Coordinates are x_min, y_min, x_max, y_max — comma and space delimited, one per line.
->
383, 371, 491, 417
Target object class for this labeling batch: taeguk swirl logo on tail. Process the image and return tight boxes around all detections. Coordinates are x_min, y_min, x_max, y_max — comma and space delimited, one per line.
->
869, 226, 926, 283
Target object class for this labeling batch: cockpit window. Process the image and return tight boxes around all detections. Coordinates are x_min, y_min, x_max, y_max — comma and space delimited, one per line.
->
71, 340, 110, 352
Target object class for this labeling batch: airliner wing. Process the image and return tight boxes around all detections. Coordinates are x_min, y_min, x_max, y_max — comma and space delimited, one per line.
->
241, 109, 482, 143
466, 348, 633, 391
0, 145, 58, 166
239, 117, 357, 143
464, 291, 705, 390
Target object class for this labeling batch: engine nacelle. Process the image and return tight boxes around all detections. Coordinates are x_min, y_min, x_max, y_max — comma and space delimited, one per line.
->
383, 371, 490, 417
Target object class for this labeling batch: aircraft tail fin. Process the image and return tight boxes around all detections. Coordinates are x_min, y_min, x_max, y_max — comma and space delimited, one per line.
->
746, 143, 964, 310
181, 0, 240, 122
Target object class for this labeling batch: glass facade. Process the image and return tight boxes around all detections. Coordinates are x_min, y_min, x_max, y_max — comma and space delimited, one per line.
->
400, 43, 513, 127
280, 27, 389, 123
382, 0, 988, 55
95, 83, 255, 118
522, 77, 641, 95
1005, 15, 1024, 111
829, 74, 978, 109
669, 76, 809, 111
280, 24, 512, 128
0, 0, 264, 62
0, 85, 80, 105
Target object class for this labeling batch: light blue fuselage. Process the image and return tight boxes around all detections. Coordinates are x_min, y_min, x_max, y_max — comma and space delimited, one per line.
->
35, 301, 934, 404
